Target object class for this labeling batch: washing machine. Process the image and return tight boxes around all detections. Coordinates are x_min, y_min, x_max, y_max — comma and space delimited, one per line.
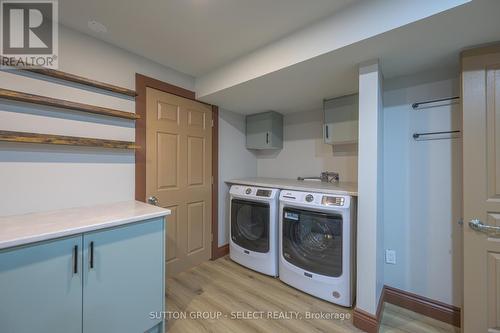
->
279, 189, 356, 306
229, 185, 280, 277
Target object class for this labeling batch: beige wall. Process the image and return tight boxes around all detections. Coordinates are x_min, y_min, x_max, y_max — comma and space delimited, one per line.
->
255, 108, 358, 182
0, 26, 194, 216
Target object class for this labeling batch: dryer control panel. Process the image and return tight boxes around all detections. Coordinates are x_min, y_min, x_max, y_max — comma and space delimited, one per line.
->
256, 189, 272, 197
321, 196, 345, 206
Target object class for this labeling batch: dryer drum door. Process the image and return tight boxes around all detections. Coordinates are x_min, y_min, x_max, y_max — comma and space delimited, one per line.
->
231, 199, 270, 253
282, 208, 342, 277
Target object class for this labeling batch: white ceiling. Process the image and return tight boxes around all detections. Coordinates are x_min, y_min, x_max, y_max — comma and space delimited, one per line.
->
58, 0, 500, 114
58, 0, 359, 76
198, 0, 500, 114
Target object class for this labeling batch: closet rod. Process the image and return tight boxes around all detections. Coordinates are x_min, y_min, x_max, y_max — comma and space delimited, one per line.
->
413, 130, 461, 140
411, 96, 460, 109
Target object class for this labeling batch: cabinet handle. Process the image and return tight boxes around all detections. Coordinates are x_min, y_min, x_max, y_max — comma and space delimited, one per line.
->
90, 241, 94, 269
325, 125, 329, 139
266, 132, 269, 144
73, 245, 78, 274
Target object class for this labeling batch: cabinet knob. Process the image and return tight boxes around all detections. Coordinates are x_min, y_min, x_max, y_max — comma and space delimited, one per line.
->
148, 196, 159, 206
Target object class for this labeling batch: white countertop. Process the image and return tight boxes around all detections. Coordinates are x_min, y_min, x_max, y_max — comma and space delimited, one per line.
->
226, 177, 358, 196
0, 201, 171, 250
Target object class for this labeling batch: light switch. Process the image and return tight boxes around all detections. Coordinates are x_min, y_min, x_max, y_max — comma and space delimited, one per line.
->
385, 249, 396, 264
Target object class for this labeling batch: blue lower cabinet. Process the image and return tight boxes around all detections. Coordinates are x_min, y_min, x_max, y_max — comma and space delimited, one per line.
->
0, 236, 83, 333
0, 218, 165, 333
82, 218, 165, 333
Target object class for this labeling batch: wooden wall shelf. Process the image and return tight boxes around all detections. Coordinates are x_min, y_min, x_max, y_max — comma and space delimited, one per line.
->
0, 130, 139, 149
0, 89, 139, 120
22, 68, 137, 97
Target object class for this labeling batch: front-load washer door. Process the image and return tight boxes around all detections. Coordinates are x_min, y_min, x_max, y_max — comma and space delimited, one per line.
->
282, 207, 342, 277
231, 199, 270, 253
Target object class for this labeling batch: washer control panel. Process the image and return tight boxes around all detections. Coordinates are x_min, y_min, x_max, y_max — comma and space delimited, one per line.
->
279, 190, 351, 209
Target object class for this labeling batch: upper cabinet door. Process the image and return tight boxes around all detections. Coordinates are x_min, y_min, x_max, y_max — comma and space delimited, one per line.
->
324, 94, 359, 145
82, 218, 164, 333
246, 111, 283, 149
0, 236, 83, 333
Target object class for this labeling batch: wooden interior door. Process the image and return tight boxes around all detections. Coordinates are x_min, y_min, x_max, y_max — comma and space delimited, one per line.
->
462, 46, 500, 332
146, 88, 212, 277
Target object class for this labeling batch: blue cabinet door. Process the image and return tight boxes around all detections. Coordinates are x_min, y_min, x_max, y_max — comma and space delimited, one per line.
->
82, 218, 164, 333
0, 236, 83, 333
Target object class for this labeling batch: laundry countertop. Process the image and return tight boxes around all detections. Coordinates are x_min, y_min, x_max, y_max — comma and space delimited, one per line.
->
226, 177, 358, 196
0, 200, 170, 250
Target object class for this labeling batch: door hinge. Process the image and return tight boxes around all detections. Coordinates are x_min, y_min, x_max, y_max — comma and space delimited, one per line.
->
211, 119, 214, 127
211, 175, 214, 185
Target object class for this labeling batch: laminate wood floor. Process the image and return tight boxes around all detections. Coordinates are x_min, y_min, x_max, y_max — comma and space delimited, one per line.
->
166, 256, 459, 333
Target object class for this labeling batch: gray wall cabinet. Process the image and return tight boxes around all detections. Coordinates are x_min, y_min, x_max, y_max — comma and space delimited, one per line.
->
0, 218, 165, 333
246, 111, 283, 149
323, 94, 359, 144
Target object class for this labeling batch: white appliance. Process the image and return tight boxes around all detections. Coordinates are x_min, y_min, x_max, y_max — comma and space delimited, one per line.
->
229, 185, 280, 276
279, 190, 356, 306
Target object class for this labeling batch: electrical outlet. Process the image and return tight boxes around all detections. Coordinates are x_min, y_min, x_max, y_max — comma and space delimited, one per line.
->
385, 249, 396, 264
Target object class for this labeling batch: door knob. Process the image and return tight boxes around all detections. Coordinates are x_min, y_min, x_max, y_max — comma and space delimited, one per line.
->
148, 196, 159, 206
469, 219, 500, 235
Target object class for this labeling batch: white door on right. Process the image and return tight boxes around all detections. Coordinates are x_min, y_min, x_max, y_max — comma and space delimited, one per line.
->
462, 45, 500, 332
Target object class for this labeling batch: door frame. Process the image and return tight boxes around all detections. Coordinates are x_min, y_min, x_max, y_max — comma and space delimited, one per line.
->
135, 73, 222, 260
